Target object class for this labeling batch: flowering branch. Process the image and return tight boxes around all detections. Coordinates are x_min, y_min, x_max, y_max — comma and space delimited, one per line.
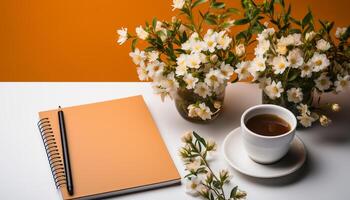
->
179, 131, 247, 200
234, 0, 350, 127
117, 0, 252, 122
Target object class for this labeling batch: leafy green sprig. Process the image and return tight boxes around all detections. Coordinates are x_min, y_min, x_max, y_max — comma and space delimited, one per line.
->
179, 131, 247, 200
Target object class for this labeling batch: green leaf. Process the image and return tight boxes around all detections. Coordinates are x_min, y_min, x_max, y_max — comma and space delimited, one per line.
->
230, 186, 238, 198
152, 17, 157, 30
131, 38, 138, 52
213, 180, 222, 189
288, 70, 299, 81
302, 10, 313, 29
290, 17, 301, 26
192, 132, 206, 146
234, 18, 250, 25
236, 31, 247, 41
289, 28, 302, 34
211, 2, 225, 9
192, 0, 207, 8
227, 8, 240, 14
276, 0, 285, 8
220, 22, 233, 29
205, 15, 217, 25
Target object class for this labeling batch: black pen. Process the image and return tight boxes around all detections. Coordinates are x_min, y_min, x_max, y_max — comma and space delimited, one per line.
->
58, 106, 74, 195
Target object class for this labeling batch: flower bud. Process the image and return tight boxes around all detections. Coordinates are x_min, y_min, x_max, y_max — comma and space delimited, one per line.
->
171, 16, 177, 24
214, 101, 221, 109
305, 31, 316, 41
320, 115, 331, 127
235, 44, 245, 57
181, 131, 193, 143
210, 55, 218, 63
204, 172, 213, 184
206, 139, 217, 151
219, 169, 231, 182
263, 21, 269, 27
331, 104, 341, 112
235, 189, 247, 199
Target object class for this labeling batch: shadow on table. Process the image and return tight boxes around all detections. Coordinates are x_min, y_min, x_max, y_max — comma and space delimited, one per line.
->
306, 103, 350, 145
234, 151, 314, 187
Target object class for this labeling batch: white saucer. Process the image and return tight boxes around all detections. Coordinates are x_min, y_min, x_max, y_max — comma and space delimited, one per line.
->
223, 127, 307, 178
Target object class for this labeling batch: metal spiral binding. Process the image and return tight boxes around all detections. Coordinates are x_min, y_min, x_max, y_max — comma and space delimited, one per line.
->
38, 118, 67, 189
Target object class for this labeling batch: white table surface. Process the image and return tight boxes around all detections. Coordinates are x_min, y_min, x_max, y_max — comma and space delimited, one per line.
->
0, 82, 349, 200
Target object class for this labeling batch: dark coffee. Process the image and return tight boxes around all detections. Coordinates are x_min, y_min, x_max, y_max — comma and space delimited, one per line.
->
245, 114, 291, 136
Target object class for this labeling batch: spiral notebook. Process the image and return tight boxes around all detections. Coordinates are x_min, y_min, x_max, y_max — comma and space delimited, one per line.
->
37, 96, 180, 200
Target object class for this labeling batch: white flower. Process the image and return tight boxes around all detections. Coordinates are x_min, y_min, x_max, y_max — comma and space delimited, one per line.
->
185, 177, 204, 196
311, 52, 330, 72
287, 87, 303, 103
297, 113, 315, 127
199, 53, 208, 63
204, 29, 218, 53
176, 53, 187, 67
335, 27, 347, 39
181, 40, 191, 51
220, 62, 234, 80
190, 40, 206, 53
136, 66, 148, 81
147, 51, 159, 62
194, 82, 211, 98
146, 61, 164, 79
254, 39, 270, 57
297, 103, 310, 115
265, 81, 284, 100
188, 104, 199, 118
300, 61, 313, 78
186, 158, 202, 172
315, 73, 332, 91
272, 56, 290, 74
287, 48, 304, 68
186, 53, 202, 69
197, 103, 213, 120
183, 74, 199, 89
235, 61, 251, 81
276, 43, 288, 55
278, 34, 302, 47
135, 26, 149, 40
278, 35, 294, 46
257, 28, 275, 41
334, 74, 350, 92
316, 39, 331, 51
152, 73, 179, 101
251, 56, 266, 72
216, 31, 232, 50
176, 54, 188, 76
117, 27, 128, 45
172, 0, 185, 10
235, 44, 245, 57
305, 31, 316, 41
205, 69, 224, 89
129, 48, 146, 65
175, 65, 187, 76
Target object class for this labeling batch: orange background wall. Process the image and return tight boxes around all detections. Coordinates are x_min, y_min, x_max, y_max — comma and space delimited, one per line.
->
0, 0, 349, 81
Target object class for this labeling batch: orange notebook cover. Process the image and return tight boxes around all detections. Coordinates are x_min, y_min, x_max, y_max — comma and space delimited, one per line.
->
37, 96, 181, 200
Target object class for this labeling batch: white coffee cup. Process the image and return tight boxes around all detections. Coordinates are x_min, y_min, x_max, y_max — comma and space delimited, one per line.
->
241, 104, 297, 164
